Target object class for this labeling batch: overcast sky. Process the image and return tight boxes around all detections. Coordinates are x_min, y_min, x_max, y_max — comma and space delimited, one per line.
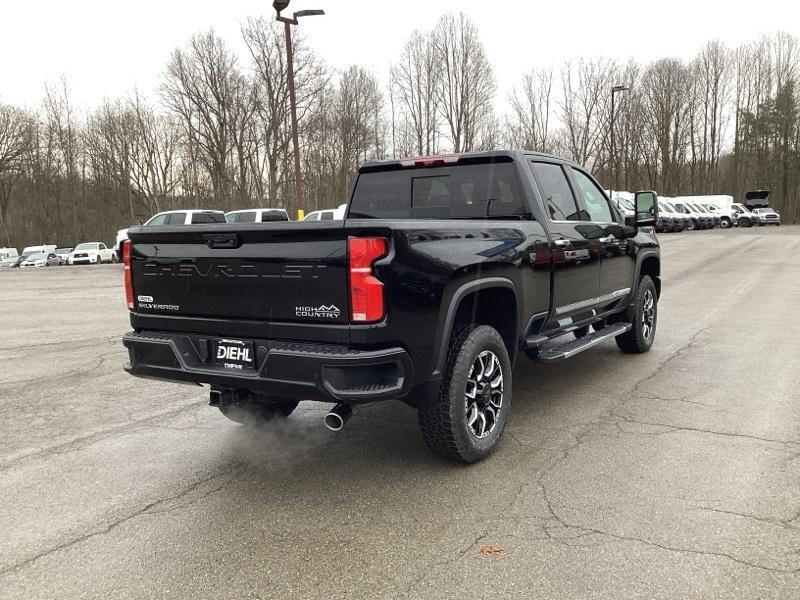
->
1, 0, 799, 112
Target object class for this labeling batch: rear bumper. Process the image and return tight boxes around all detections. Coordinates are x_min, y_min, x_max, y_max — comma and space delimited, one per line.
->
122, 331, 413, 404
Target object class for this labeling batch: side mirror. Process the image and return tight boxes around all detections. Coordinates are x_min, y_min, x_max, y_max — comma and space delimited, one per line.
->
634, 190, 658, 226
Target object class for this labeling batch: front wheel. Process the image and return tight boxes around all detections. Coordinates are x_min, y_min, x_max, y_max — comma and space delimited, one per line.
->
616, 275, 658, 354
419, 325, 512, 463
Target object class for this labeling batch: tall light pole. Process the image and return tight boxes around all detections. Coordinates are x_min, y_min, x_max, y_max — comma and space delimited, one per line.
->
273, 1, 324, 219
610, 85, 629, 202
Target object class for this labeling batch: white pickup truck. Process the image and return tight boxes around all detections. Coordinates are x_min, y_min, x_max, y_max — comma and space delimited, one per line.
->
67, 242, 117, 265
731, 203, 758, 227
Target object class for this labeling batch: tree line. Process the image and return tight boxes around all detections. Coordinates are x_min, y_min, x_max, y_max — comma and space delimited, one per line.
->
1, 14, 799, 249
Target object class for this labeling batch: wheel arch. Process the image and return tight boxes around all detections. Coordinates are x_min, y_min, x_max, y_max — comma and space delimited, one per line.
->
432, 278, 519, 378
639, 253, 661, 298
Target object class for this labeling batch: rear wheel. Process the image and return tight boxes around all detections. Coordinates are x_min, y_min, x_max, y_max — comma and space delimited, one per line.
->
616, 275, 657, 354
219, 395, 299, 425
720, 217, 732, 229
419, 325, 511, 463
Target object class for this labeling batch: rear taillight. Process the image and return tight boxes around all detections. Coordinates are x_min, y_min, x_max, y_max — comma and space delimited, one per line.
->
348, 236, 387, 323
122, 240, 133, 310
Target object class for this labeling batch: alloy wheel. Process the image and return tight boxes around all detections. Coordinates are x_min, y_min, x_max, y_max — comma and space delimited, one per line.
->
464, 350, 503, 439
642, 289, 655, 340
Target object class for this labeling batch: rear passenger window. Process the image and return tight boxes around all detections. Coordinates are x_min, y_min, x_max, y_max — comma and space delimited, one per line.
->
570, 168, 613, 223
530, 162, 581, 221
191, 212, 225, 224
166, 213, 186, 225
320, 211, 334, 220
147, 214, 168, 226
232, 212, 257, 223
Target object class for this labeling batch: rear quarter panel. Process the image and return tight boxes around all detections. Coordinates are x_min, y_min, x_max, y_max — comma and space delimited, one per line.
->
345, 219, 551, 384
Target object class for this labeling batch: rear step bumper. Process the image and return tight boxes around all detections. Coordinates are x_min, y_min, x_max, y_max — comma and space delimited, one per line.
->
122, 331, 413, 404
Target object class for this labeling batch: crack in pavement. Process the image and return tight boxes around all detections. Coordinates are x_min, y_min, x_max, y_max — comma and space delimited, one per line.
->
1, 351, 121, 389
0, 464, 246, 577
390, 476, 539, 600
693, 506, 800, 531
0, 334, 120, 354
525, 325, 800, 574
0, 398, 208, 471
388, 320, 723, 596
574, 527, 800, 574
614, 417, 800, 449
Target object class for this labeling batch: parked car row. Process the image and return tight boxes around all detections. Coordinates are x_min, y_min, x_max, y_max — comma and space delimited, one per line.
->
611, 194, 782, 233
114, 206, 347, 249
0, 242, 117, 269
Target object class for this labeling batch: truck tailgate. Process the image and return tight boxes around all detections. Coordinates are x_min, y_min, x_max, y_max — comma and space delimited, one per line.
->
128, 222, 349, 326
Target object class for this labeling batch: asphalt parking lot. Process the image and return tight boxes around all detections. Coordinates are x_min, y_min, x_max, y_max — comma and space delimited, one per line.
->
1, 227, 799, 599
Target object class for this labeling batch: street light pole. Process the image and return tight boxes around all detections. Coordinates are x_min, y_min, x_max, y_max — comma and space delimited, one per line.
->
283, 19, 302, 218
610, 85, 630, 202
273, 1, 324, 219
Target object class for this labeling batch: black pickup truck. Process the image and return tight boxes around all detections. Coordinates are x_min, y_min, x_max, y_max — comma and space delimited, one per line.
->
122, 151, 661, 463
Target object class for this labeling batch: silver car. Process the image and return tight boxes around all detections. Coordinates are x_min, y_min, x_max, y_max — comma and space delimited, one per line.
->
20, 252, 62, 268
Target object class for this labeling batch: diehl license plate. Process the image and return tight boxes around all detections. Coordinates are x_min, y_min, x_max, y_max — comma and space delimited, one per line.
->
213, 338, 255, 370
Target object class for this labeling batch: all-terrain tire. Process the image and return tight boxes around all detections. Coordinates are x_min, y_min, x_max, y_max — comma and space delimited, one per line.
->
418, 325, 512, 463
616, 275, 658, 354
219, 395, 299, 425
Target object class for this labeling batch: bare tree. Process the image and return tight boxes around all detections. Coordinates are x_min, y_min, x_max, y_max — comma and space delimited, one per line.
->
0, 104, 32, 245
242, 17, 327, 207
129, 93, 182, 215
505, 67, 554, 152
688, 41, 731, 193
433, 13, 496, 153
162, 30, 246, 208
639, 59, 693, 193
560, 59, 616, 173
391, 30, 441, 156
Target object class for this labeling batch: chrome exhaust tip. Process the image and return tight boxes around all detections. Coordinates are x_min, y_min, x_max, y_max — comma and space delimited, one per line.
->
324, 403, 353, 432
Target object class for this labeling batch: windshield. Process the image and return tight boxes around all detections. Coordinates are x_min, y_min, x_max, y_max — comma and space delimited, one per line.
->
27, 253, 46, 261
663, 202, 679, 212
75, 243, 99, 251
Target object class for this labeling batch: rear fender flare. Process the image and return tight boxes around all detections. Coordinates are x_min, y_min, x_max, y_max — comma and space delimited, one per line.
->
431, 277, 518, 378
